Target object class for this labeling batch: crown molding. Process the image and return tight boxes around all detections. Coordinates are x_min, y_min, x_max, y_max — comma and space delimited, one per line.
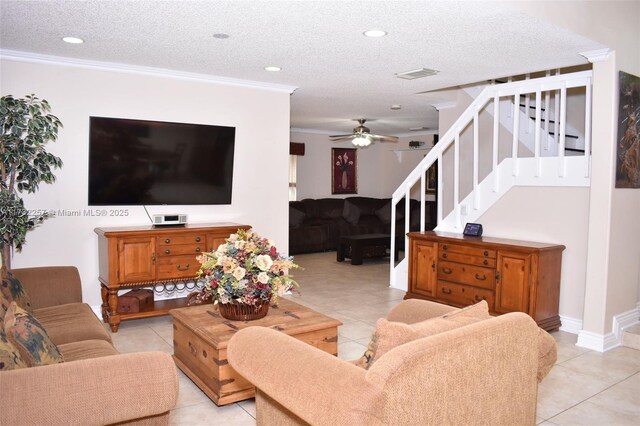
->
579, 48, 612, 63
430, 101, 457, 111
0, 49, 298, 94
289, 127, 339, 135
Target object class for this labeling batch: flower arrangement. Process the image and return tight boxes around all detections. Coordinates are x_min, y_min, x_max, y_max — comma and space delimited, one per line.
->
193, 229, 299, 307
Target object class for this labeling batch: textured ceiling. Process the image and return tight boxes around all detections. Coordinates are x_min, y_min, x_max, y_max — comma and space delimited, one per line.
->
0, 0, 604, 136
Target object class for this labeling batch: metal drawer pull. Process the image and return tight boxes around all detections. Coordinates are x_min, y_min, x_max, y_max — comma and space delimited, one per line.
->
483, 259, 488, 265
165, 238, 171, 244
196, 247, 201, 253
177, 264, 190, 271
442, 287, 452, 294
195, 237, 201, 242
475, 273, 487, 281
475, 295, 487, 302
483, 250, 489, 256
431, 261, 436, 271
441, 267, 453, 274
443, 244, 448, 250
165, 249, 170, 254
442, 253, 448, 259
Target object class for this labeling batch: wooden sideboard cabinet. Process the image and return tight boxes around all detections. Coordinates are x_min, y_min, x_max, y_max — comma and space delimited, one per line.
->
95, 223, 250, 332
406, 231, 565, 331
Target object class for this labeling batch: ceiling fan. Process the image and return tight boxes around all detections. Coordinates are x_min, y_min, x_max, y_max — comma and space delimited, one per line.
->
329, 119, 399, 147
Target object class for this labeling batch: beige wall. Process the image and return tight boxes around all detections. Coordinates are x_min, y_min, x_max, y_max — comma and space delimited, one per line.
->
1, 58, 292, 308
477, 187, 590, 321
292, 131, 436, 200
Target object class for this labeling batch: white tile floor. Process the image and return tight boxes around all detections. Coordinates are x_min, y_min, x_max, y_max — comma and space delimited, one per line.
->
109, 252, 640, 425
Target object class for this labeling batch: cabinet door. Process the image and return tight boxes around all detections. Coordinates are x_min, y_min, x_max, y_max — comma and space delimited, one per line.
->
118, 237, 156, 283
495, 251, 530, 314
410, 240, 437, 297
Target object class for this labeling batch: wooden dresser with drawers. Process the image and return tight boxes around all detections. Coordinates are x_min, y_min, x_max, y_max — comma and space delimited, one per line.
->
95, 223, 249, 332
406, 231, 565, 331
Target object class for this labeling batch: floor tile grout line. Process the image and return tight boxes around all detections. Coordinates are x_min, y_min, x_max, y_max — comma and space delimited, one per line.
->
542, 368, 640, 423
237, 402, 257, 419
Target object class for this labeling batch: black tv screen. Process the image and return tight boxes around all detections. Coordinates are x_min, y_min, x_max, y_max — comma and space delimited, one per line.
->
88, 117, 235, 205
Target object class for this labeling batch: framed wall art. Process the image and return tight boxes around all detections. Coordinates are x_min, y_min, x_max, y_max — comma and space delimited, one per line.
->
616, 71, 640, 188
331, 148, 357, 194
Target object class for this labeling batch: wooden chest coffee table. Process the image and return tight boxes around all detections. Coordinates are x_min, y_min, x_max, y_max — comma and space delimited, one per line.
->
170, 298, 342, 406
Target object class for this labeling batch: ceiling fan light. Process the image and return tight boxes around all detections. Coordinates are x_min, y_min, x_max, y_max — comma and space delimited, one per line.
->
352, 135, 372, 147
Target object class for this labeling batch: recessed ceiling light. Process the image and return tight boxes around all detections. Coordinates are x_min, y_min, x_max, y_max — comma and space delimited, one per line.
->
264, 66, 281, 72
213, 33, 230, 39
390, 104, 402, 110
363, 30, 387, 38
62, 36, 84, 44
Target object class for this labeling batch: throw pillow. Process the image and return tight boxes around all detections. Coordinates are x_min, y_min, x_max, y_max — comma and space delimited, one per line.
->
374, 202, 392, 224
342, 200, 361, 225
289, 207, 306, 227
1, 272, 33, 314
356, 300, 491, 369
0, 329, 27, 370
3, 302, 63, 367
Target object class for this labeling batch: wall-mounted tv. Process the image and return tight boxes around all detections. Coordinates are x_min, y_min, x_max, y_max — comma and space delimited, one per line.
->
88, 117, 235, 205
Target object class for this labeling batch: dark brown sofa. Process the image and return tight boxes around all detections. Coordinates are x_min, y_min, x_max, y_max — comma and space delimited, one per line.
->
289, 197, 436, 255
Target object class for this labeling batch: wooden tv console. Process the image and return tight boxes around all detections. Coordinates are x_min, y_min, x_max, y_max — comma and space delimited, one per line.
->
406, 231, 565, 331
95, 223, 250, 332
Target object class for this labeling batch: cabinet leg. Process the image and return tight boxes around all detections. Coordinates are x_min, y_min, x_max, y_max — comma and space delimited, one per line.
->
107, 289, 121, 333
100, 285, 109, 323
351, 244, 363, 265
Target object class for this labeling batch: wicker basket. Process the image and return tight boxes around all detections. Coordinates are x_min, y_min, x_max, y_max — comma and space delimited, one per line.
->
218, 299, 270, 321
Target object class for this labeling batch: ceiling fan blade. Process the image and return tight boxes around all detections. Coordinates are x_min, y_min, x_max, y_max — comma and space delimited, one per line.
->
369, 134, 399, 143
329, 135, 355, 141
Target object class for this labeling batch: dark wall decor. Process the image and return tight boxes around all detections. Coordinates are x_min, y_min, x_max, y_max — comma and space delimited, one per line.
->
616, 71, 640, 188
331, 147, 357, 194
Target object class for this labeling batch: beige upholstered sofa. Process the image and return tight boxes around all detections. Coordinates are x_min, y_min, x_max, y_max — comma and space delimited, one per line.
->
1, 267, 178, 425
228, 299, 555, 426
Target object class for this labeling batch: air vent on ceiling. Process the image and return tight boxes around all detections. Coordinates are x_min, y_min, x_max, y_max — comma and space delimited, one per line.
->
409, 126, 431, 131
396, 68, 439, 80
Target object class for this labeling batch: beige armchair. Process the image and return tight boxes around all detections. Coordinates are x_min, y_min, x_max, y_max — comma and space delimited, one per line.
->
228, 299, 544, 426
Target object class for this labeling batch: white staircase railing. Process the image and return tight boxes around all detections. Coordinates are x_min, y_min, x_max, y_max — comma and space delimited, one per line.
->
389, 70, 593, 290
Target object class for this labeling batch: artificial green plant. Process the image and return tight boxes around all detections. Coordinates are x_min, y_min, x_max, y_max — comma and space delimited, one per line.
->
0, 94, 63, 274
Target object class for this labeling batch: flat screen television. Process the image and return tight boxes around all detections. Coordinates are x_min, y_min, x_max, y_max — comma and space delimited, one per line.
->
88, 117, 235, 205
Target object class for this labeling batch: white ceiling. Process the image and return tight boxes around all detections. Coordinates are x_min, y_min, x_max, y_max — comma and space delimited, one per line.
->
0, 0, 604, 136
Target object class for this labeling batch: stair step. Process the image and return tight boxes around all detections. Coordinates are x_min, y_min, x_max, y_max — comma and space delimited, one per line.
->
548, 132, 579, 139
622, 324, 640, 350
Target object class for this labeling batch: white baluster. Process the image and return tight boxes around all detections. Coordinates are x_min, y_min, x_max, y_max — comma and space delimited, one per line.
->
473, 111, 479, 209
507, 76, 513, 118
454, 133, 460, 229
405, 189, 410, 251
512, 90, 521, 176
525, 73, 531, 133
437, 152, 443, 225
493, 94, 500, 192
420, 173, 426, 232
534, 89, 542, 176
544, 90, 550, 153
559, 83, 567, 177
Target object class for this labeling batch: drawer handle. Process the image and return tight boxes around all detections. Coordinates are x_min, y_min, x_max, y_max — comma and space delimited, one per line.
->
442, 287, 452, 294
496, 272, 500, 283
177, 263, 190, 271
165, 249, 171, 254
443, 244, 448, 250
196, 247, 201, 253
195, 237, 201, 242
441, 267, 453, 274
442, 253, 448, 259
431, 261, 436, 271
475, 273, 487, 281
483, 250, 489, 256
165, 238, 171, 244
475, 295, 487, 302
151, 254, 156, 262
483, 259, 488, 265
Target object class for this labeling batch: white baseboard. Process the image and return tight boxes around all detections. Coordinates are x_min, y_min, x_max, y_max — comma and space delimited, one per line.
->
576, 303, 640, 352
559, 315, 582, 335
